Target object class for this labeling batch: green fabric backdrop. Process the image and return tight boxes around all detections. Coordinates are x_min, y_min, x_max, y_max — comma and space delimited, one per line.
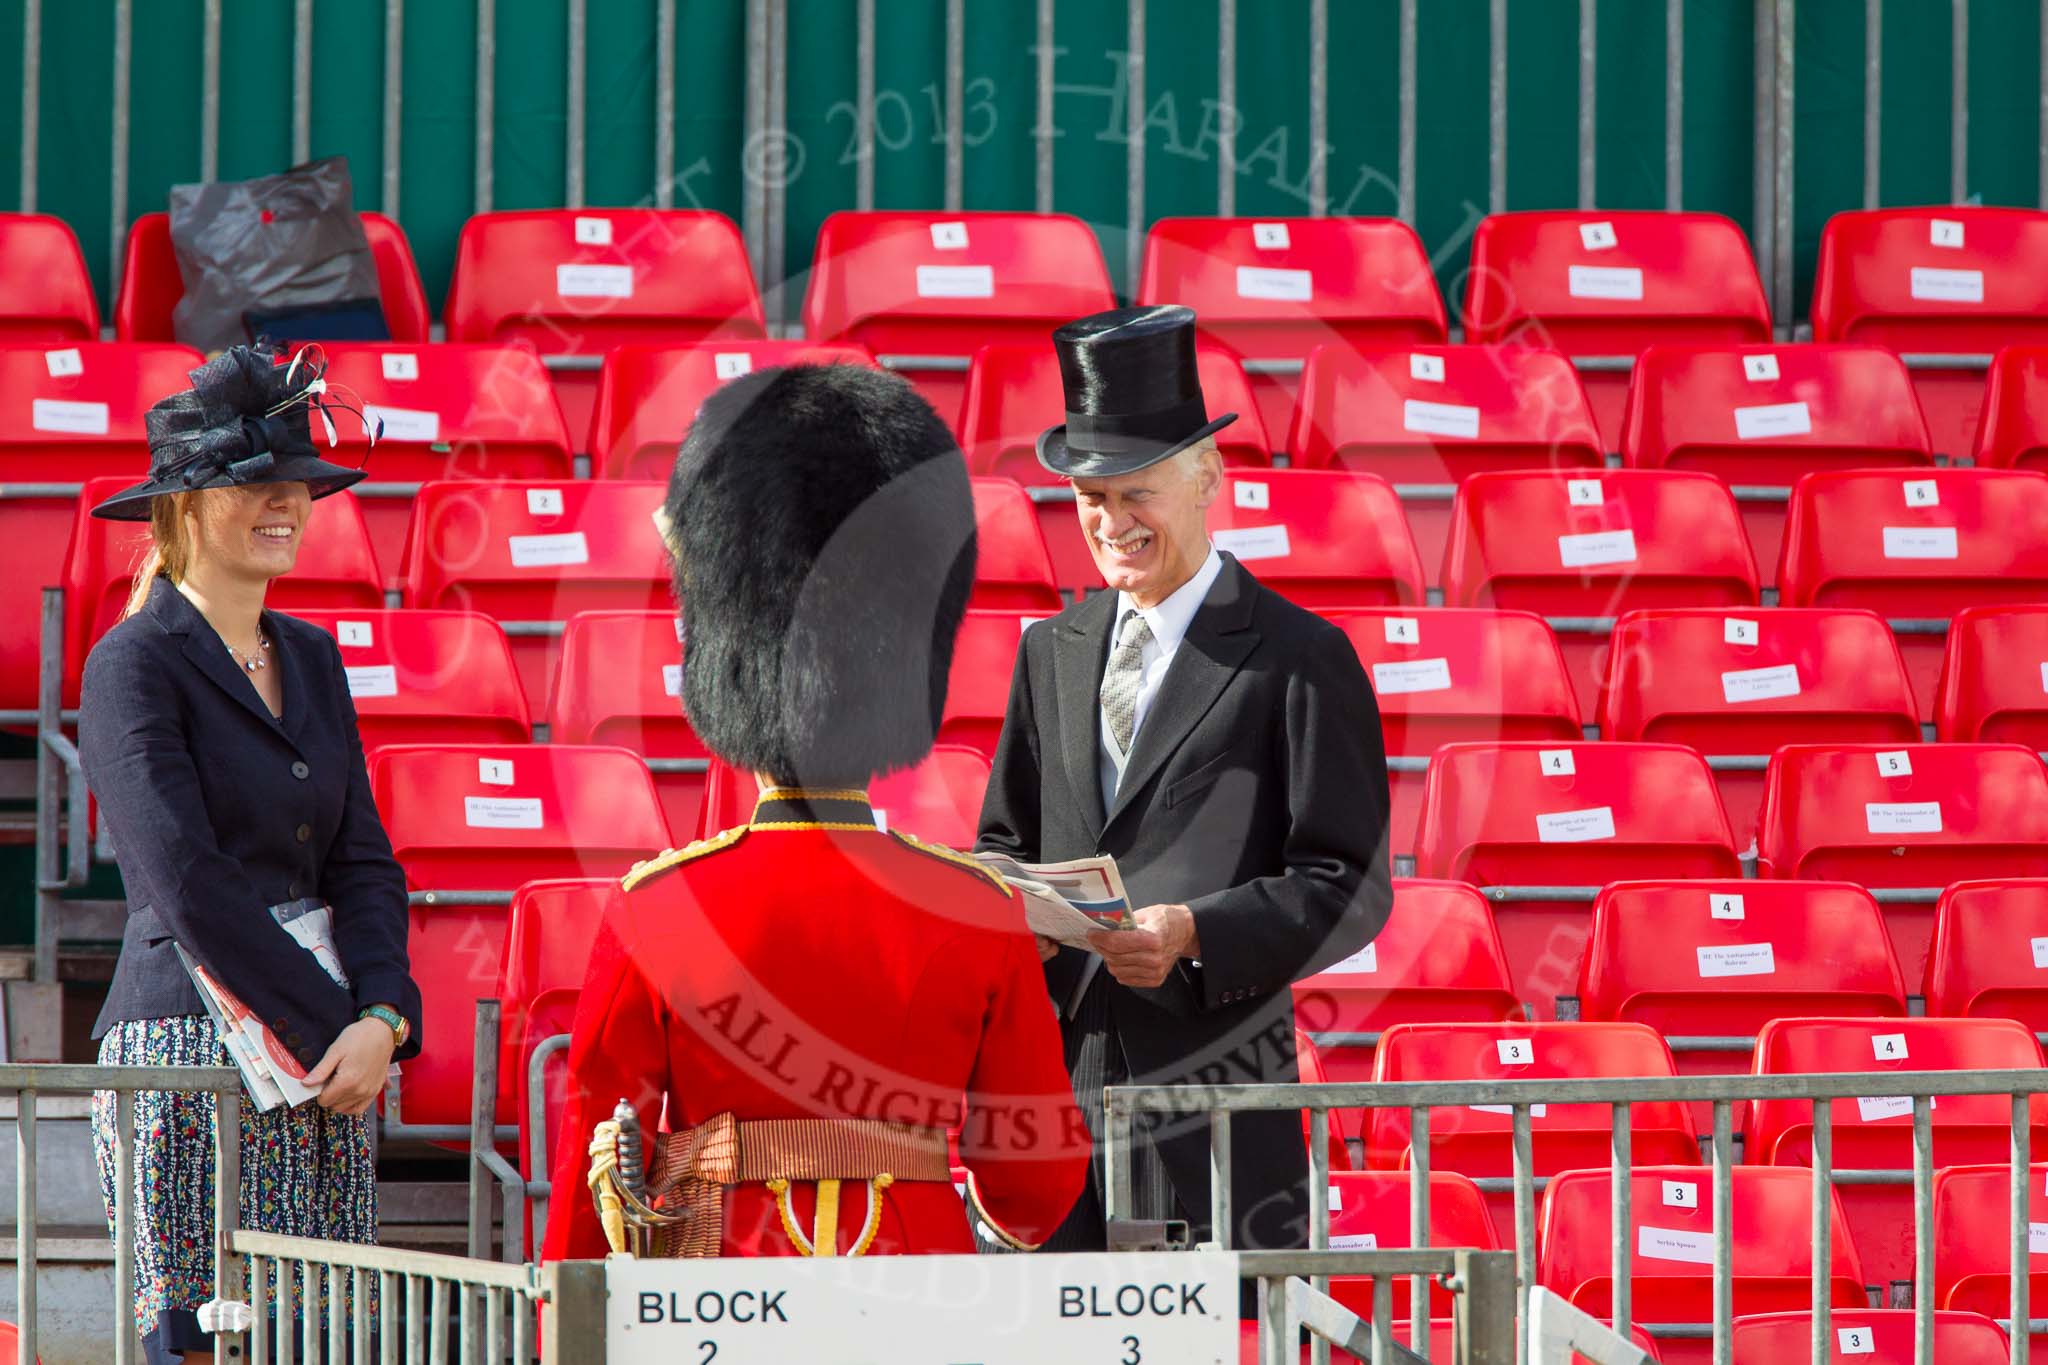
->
0, 0, 2040, 325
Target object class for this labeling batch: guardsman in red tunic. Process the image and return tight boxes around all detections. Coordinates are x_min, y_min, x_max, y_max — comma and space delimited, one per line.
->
541, 364, 1087, 1261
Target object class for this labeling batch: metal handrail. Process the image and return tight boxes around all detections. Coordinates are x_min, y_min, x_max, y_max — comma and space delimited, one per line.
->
1107, 1068, 2043, 1365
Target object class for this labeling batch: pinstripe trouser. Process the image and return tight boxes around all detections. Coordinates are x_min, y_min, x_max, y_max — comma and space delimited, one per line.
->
973, 970, 1181, 1253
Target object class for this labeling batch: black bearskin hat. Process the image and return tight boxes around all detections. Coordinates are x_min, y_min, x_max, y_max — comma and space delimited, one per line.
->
664, 363, 977, 787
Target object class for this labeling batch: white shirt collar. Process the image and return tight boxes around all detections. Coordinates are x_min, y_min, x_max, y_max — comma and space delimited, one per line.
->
1115, 545, 1223, 654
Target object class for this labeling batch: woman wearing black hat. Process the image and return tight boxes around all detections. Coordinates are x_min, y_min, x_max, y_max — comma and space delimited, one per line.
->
80, 344, 419, 1363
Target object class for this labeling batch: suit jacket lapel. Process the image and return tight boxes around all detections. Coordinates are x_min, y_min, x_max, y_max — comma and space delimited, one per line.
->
1103, 555, 1260, 833
273, 612, 315, 745
152, 583, 295, 739
1053, 589, 1116, 837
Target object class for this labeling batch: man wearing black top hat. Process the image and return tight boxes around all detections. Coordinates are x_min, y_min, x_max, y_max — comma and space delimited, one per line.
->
975, 305, 1393, 1259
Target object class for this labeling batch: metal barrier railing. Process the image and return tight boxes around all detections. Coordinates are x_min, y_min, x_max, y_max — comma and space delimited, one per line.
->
1106, 1067, 2048, 1365
6, 1061, 245, 1365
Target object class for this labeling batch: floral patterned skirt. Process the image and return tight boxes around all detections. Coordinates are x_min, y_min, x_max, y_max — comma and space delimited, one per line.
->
93, 1014, 377, 1364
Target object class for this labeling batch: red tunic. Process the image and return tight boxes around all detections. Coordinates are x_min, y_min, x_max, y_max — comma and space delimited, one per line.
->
541, 788, 1088, 1260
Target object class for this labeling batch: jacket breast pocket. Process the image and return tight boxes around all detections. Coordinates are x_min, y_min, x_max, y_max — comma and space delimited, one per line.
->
1165, 746, 1245, 809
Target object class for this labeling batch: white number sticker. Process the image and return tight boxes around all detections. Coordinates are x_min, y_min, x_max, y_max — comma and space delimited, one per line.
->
661, 663, 682, 697
1539, 749, 1577, 775
336, 620, 374, 648
928, 220, 969, 250
1871, 1032, 1909, 1061
478, 758, 515, 786
526, 488, 565, 517
1579, 220, 1618, 251
1709, 892, 1746, 921
573, 216, 613, 245
380, 352, 419, 381
43, 347, 82, 377
1251, 221, 1292, 250
1495, 1038, 1534, 1066
2032, 936, 2048, 970
1233, 480, 1269, 510
1742, 353, 1779, 382
1930, 218, 1965, 248
1566, 479, 1604, 506
1838, 1325, 1875, 1355
1875, 750, 1913, 777
1661, 1180, 1698, 1209
713, 351, 754, 380
1724, 617, 1759, 646
1383, 616, 1421, 645
1409, 352, 1445, 383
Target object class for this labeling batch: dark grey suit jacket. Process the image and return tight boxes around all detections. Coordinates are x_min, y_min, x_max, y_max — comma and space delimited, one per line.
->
976, 553, 1392, 1249
80, 576, 420, 1069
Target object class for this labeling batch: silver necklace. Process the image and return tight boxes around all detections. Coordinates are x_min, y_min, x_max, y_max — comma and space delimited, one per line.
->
225, 630, 271, 673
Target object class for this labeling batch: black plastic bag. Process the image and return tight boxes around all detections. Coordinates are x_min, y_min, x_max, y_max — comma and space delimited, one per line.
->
167, 155, 388, 351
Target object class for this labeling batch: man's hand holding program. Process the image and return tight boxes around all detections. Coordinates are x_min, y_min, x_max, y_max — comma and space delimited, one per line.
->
1087, 903, 1200, 988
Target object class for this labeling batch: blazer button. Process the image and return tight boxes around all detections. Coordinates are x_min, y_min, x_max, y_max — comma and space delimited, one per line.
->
295, 824, 312, 843
291, 761, 310, 780
297, 1048, 315, 1066
287, 881, 302, 898
274, 1018, 289, 1030
285, 1033, 301, 1047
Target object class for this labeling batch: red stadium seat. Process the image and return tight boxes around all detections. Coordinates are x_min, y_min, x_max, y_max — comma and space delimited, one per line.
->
802, 211, 1116, 428
939, 609, 1039, 761
588, 340, 877, 482
1811, 206, 2048, 458
1578, 879, 1906, 1080
1365, 1024, 1698, 1212
61, 478, 383, 709
1618, 344, 1932, 584
1323, 1170, 1502, 1321
1934, 605, 2048, 745
1933, 1162, 2048, 1349
289, 609, 530, 750
1288, 344, 1603, 586
967, 477, 1063, 612
1137, 216, 1448, 440
1324, 608, 1582, 857
1292, 879, 1522, 1106
1412, 741, 1740, 1013
372, 743, 666, 1133
0, 213, 101, 341
1462, 211, 1772, 446
1597, 607, 1919, 845
1777, 468, 2048, 722
397, 479, 670, 709
0, 342, 203, 716
1754, 743, 2048, 982
694, 747, 991, 851
0, 1319, 43, 1365
369, 742, 669, 890
498, 877, 614, 1236
114, 209, 429, 344
1748, 1016, 2048, 1290
1293, 1030, 1352, 1173
1441, 470, 1760, 717
1923, 879, 2048, 1031
956, 343, 1268, 593
1538, 1166, 1866, 1324
1732, 1310, 2009, 1365
1971, 344, 2048, 469
1210, 470, 1426, 610
545, 610, 707, 840
316, 342, 575, 583
443, 209, 765, 446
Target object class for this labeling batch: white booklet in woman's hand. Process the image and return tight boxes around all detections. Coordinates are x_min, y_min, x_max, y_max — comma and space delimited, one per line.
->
971, 851, 1136, 949
175, 900, 350, 1112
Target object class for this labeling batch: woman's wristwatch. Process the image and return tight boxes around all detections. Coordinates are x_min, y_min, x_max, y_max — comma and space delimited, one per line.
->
358, 1003, 409, 1048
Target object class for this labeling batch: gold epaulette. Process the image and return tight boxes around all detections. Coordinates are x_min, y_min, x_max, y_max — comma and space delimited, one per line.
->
621, 825, 748, 892
887, 829, 1013, 898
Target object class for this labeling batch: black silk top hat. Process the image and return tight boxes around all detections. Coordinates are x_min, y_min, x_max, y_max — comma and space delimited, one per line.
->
90, 342, 378, 521
1036, 303, 1238, 479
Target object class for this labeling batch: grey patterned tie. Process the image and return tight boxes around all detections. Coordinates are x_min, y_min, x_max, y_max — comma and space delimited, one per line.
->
1100, 609, 1153, 761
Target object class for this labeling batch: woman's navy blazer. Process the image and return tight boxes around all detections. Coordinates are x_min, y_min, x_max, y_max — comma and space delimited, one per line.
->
80, 576, 421, 1069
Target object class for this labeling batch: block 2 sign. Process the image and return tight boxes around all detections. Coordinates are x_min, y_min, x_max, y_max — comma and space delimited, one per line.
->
605, 1251, 1238, 1364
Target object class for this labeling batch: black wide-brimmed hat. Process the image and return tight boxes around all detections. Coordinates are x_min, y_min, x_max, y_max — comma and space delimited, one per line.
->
1036, 303, 1237, 479
90, 343, 378, 521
